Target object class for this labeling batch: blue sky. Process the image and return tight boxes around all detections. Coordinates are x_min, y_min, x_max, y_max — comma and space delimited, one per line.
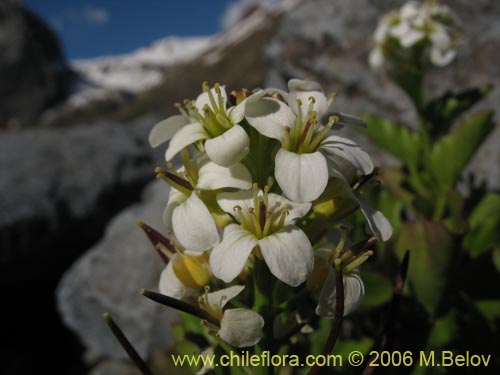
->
25, 0, 238, 60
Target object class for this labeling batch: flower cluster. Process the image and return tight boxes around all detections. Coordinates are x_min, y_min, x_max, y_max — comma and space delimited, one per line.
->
369, 0, 460, 68
147, 79, 392, 348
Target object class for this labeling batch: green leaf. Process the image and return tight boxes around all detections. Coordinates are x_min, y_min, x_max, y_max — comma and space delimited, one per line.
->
463, 193, 500, 257
394, 220, 456, 316
476, 299, 500, 323
442, 190, 468, 235
361, 271, 393, 309
428, 110, 494, 190
426, 312, 459, 349
359, 114, 421, 168
493, 247, 500, 274
424, 85, 492, 136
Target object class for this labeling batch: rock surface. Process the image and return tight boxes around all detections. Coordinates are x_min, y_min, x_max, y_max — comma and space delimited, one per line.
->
0, 0, 71, 128
57, 180, 177, 363
0, 115, 162, 374
265, 0, 500, 188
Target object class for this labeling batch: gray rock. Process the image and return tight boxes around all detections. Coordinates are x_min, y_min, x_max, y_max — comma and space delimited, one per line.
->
0, 0, 71, 128
57, 180, 178, 363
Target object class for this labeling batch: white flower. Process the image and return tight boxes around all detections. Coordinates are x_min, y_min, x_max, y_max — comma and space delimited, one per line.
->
369, 1, 459, 68
316, 267, 365, 317
159, 251, 212, 299
198, 285, 264, 347
150, 82, 264, 167
210, 185, 313, 287
161, 153, 252, 252
246, 79, 373, 203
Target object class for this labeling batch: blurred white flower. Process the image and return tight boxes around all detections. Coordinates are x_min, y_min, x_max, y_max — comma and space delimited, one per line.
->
369, 0, 459, 68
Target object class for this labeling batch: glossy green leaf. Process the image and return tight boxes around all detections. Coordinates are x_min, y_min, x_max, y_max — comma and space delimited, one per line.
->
464, 193, 500, 257
428, 111, 494, 190
359, 114, 421, 168
394, 220, 456, 316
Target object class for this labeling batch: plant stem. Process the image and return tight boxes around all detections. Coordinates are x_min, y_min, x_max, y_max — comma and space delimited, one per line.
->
307, 261, 344, 375
103, 313, 154, 375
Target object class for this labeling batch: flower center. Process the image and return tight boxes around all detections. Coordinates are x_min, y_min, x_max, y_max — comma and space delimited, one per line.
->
283, 96, 339, 154
329, 230, 374, 274
176, 82, 232, 139
232, 183, 289, 240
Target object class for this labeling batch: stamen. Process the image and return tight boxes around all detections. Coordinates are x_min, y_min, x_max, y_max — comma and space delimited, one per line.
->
263, 185, 270, 209
214, 83, 225, 112
283, 126, 291, 150
277, 209, 289, 228
180, 148, 198, 184
332, 229, 348, 261
204, 83, 219, 114
343, 250, 374, 273
327, 92, 337, 108
215, 113, 231, 129
233, 205, 252, 230
271, 92, 284, 101
309, 115, 338, 151
248, 208, 263, 239
262, 212, 273, 237
252, 183, 260, 219
202, 81, 210, 92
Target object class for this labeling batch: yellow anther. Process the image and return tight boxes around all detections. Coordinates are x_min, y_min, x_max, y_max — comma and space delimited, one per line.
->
214, 83, 221, 93
233, 205, 242, 212
308, 96, 316, 103
296, 99, 302, 106
202, 81, 210, 91
174, 102, 181, 108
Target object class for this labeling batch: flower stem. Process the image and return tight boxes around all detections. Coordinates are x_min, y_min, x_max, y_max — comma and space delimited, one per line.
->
141, 289, 219, 326
103, 313, 154, 375
307, 260, 344, 375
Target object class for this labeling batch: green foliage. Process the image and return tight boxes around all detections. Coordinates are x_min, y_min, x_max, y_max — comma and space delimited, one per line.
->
361, 271, 393, 309
428, 111, 494, 190
395, 221, 456, 315
359, 115, 421, 169
464, 193, 500, 257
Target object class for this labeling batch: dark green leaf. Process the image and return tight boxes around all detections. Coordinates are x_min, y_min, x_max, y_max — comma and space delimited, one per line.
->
359, 114, 421, 168
394, 220, 456, 316
428, 111, 494, 190
463, 193, 500, 257
424, 85, 492, 136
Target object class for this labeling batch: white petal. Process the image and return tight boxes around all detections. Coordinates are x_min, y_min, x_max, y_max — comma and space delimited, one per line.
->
205, 125, 250, 167
210, 224, 258, 283
217, 190, 254, 218
288, 79, 329, 118
400, 1, 420, 19
392, 22, 425, 48
266, 193, 311, 225
369, 48, 384, 68
219, 309, 264, 347
321, 135, 374, 175
197, 160, 252, 190
159, 260, 193, 299
165, 123, 207, 161
316, 269, 365, 317
207, 285, 245, 310
359, 198, 393, 242
245, 97, 295, 142
275, 149, 329, 203
162, 188, 187, 230
228, 90, 267, 125
259, 227, 313, 287
195, 85, 227, 112
149, 115, 189, 148
430, 47, 456, 67
172, 193, 219, 252
374, 18, 390, 42
430, 26, 451, 50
